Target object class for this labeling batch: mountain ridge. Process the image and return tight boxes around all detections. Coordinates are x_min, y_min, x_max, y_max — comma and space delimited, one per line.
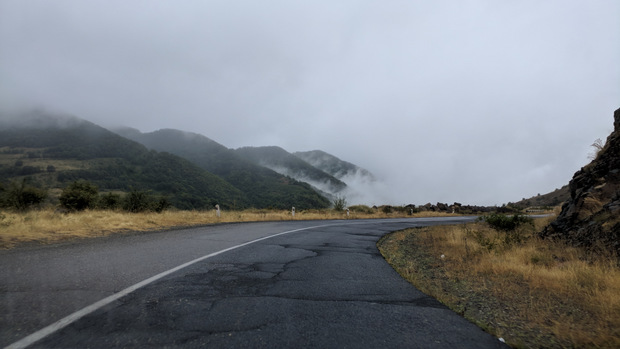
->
235, 146, 348, 197
114, 128, 331, 209
294, 150, 376, 182
0, 111, 248, 209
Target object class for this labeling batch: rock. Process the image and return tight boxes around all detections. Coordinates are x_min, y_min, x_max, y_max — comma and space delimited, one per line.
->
541, 108, 620, 258
436, 202, 449, 211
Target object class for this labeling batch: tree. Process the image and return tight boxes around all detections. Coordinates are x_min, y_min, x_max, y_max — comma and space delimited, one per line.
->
123, 189, 152, 213
1, 179, 47, 211
98, 192, 121, 210
59, 181, 99, 211
333, 196, 347, 211
152, 196, 171, 213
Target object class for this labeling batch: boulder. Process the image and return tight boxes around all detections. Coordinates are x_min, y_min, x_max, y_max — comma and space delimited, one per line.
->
541, 108, 620, 257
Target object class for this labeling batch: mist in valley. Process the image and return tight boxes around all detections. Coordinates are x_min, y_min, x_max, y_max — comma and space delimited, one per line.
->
1, 1, 619, 206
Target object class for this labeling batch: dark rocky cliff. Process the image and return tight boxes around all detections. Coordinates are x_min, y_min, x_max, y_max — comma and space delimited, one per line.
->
541, 108, 620, 257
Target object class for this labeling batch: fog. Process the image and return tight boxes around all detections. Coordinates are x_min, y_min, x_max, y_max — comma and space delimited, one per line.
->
1, 1, 619, 205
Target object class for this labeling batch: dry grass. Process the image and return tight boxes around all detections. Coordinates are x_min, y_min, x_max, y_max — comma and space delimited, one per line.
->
0, 208, 457, 249
378, 215, 620, 348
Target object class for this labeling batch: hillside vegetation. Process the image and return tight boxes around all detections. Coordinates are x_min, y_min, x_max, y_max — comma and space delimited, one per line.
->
0, 111, 334, 210
235, 146, 347, 196
294, 150, 376, 181
115, 128, 330, 209
0, 112, 245, 209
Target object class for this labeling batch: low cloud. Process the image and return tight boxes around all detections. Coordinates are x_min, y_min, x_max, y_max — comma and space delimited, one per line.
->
1, 1, 618, 205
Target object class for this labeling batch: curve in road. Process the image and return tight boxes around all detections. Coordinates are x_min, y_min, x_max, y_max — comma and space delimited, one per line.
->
2, 217, 506, 348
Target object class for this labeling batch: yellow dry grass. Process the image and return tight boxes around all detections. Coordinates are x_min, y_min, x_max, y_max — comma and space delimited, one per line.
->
0, 208, 458, 249
378, 215, 620, 348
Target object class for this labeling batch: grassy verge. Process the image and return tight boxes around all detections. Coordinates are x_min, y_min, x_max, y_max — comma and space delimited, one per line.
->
0, 208, 455, 249
377, 216, 620, 348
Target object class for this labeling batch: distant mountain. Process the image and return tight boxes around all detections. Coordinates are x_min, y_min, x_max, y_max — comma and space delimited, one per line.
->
0, 111, 247, 210
115, 128, 330, 209
235, 146, 347, 197
294, 150, 376, 182
512, 185, 570, 208
294, 150, 387, 205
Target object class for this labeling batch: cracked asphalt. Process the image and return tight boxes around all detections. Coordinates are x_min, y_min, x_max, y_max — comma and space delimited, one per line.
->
2, 218, 507, 348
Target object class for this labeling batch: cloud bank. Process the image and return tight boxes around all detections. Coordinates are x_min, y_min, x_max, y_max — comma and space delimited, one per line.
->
1, 0, 618, 205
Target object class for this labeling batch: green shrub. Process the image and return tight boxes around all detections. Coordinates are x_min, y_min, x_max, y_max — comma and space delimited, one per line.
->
333, 196, 347, 211
122, 189, 152, 213
153, 196, 171, 213
98, 192, 122, 210
59, 181, 99, 211
484, 213, 532, 232
349, 204, 374, 214
1, 179, 47, 211
481, 213, 534, 248
471, 229, 496, 251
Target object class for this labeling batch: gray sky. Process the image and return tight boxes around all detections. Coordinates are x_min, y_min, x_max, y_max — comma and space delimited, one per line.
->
1, 0, 619, 206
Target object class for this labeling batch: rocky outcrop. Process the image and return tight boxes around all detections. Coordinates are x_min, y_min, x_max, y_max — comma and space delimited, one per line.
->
541, 108, 620, 257
416, 202, 498, 214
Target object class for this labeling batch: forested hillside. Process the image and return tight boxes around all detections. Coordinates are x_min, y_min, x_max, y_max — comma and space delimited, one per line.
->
0, 112, 248, 209
294, 150, 376, 181
235, 146, 347, 197
115, 128, 331, 209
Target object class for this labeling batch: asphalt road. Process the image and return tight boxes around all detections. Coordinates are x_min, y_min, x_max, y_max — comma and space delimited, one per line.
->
1, 217, 507, 348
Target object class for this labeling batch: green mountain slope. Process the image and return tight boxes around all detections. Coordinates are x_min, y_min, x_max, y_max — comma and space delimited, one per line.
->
294, 150, 376, 181
235, 146, 347, 196
114, 128, 330, 209
0, 112, 247, 209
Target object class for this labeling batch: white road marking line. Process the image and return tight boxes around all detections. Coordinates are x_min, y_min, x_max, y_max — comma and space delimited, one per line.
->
5, 223, 338, 349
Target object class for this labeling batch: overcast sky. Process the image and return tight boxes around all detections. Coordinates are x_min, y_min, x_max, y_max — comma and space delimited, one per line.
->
1, 0, 619, 206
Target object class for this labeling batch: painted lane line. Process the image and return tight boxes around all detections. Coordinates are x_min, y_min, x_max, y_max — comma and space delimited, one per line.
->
5, 223, 338, 349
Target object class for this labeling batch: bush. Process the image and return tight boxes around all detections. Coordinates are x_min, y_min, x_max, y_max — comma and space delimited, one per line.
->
466, 227, 496, 251
59, 181, 99, 211
349, 204, 374, 214
484, 213, 532, 232
121, 189, 170, 213
482, 213, 534, 247
333, 196, 347, 211
381, 205, 393, 214
123, 189, 152, 213
98, 192, 122, 210
1, 179, 47, 211
152, 196, 171, 213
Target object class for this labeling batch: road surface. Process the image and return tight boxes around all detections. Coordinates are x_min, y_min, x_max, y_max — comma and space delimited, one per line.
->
1, 217, 507, 348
